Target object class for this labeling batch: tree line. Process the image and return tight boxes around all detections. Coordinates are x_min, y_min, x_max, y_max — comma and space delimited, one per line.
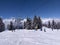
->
24, 16, 42, 30
44, 20, 60, 30
0, 16, 60, 32
0, 16, 42, 32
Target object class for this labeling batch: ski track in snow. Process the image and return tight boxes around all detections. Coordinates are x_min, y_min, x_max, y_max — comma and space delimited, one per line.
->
0, 27, 60, 45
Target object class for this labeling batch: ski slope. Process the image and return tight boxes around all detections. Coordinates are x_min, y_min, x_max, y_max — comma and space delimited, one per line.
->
0, 27, 60, 45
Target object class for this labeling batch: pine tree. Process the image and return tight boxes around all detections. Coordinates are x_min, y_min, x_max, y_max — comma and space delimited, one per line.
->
25, 17, 32, 29
9, 21, 14, 32
0, 17, 5, 32
48, 21, 51, 28
56, 22, 60, 29
24, 21, 26, 29
33, 16, 42, 31
33, 16, 38, 29
52, 20, 55, 30
37, 16, 42, 29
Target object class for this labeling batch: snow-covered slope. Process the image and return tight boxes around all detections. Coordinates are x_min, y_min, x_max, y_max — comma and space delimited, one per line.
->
0, 27, 60, 45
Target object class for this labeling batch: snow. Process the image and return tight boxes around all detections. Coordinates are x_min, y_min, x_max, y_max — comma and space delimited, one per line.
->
42, 18, 53, 24
0, 27, 60, 45
1, 18, 60, 45
20, 19, 27, 22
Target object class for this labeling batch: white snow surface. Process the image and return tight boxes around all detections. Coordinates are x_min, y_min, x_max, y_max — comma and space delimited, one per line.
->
0, 27, 60, 45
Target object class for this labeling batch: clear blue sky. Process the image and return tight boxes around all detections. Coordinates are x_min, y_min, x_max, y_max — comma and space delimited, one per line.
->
0, 0, 60, 18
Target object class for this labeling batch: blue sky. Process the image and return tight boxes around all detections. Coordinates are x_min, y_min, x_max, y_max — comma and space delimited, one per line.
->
0, 0, 60, 18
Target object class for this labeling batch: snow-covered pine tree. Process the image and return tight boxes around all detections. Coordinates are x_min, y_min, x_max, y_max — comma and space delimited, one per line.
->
33, 16, 42, 30
33, 16, 38, 29
0, 17, 5, 32
25, 17, 32, 29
